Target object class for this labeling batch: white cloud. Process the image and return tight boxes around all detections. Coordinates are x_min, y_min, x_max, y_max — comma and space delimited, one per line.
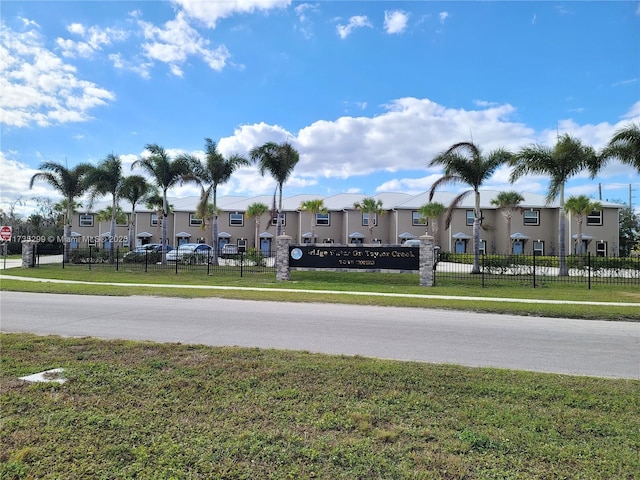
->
384, 10, 409, 35
0, 23, 115, 128
172, 0, 291, 29
439, 12, 449, 24
294, 3, 319, 38
336, 15, 372, 39
138, 11, 230, 76
56, 23, 127, 59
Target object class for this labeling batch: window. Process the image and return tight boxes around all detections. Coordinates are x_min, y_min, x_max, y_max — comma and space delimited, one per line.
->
271, 213, 286, 227
596, 241, 607, 257
466, 210, 474, 226
79, 214, 94, 227
362, 213, 377, 226
587, 210, 602, 226
523, 210, 540, 226
412, 211, 427, 226
151, 213, 158, 226
479, 240, 486, 254
229, 213, 244, 226
533, 240, 544, 256
316, 212, 330, 226
189, 213, 203, 226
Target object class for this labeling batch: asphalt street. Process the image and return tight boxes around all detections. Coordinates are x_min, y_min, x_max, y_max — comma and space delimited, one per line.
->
1, 291, 638, 379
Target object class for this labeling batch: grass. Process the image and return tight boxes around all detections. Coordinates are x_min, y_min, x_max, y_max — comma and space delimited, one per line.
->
2, 265, 640, 320
2, 334, 639, 479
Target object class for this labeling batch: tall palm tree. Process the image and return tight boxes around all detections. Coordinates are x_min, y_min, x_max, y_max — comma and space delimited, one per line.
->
29, 161, 92, 262
417, 201, 446, 246
353, 197, 384, 243
250, 142, 300, 236
565, 195, 602, 266
490, 191, 525, 254
85, 154, 124, 263
120, 175, 151, 250
132, 144, 191, 264
509, 134, 597, 276
300, 199, 327, 244
179, 138, 249, 264
246, 202, 270, 249
594, 122, 640, 174
429, 142, 511, 273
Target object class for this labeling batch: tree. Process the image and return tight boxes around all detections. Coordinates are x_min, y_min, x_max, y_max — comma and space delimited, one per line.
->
250, 142, 300, 236
300, 199, 327, 244
490, 191, 525, 254
85, 154, 124, 263
618, 206, 640, 257
179, 138, 249, 264
595, 122, 640, 174
353, 197, 384, 243
510, 134, 597, 275
29, 161, 92, 262
132, 144, 191, 264
246, 202, 270, 249
565, 195, 602, 266
429, 142, 511, 273
120, 175, 151, 251
417, 202, 446, 246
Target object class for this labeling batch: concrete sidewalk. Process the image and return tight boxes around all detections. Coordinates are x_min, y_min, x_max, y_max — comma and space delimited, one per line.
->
2, 273, 639, 307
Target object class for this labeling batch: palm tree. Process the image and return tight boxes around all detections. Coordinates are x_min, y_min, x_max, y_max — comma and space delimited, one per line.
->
120, 175, 151, 251
490, 191, 525, 254
565, 195, 602, 266
144, 192, 168, 245
594, 122, 640, 174
250, 142, 300, 236
353, 197, 384, 243
132, 144, 191, 264
246, 202, 270, 249
510, 134, 597, 276
300, 199, 327, 244
429, 142, 511, 273
85, 154, 124, 263
29, 161, 92, 262
417, 202, 446, 246
179, 138, 249, 264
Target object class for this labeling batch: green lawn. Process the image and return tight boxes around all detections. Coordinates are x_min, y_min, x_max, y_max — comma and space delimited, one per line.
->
2, 334, 639, 479
2, 265, 639, 320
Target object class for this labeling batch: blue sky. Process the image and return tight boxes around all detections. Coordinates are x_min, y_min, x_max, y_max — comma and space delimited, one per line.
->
1, 0, 639, 217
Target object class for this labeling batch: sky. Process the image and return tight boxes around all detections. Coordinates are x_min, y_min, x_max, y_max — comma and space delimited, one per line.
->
1, 0, 639, 218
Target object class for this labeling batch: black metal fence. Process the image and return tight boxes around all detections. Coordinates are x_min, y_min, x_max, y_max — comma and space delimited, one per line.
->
435, 252, 640, 288
59, 246, 276, 276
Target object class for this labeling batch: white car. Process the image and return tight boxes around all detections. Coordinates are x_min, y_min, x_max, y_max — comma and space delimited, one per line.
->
166, 243, 213, 264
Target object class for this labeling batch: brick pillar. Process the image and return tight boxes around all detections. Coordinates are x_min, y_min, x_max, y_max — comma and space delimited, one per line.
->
22, 241, 37, 268
276, 235, 291, 281
419, 234, 435, 287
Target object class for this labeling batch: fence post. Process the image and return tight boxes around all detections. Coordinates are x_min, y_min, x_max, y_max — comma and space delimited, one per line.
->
532, 251, 537, 288
588, 252, 591, 290
276, 235, 291, 281
116, 246, 119, 271
481, 253, 485, 288
418, 234, 435, 287
89, 245, 92, 270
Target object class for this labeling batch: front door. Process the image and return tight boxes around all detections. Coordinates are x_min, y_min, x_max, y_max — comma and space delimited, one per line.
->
455, 239, 466, 253
260, 238, 271, 257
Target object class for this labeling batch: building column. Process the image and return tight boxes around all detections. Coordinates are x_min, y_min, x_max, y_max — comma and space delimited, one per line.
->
276, 235, 291, 281
22, 241, 37, 268
419, 234, 435, 287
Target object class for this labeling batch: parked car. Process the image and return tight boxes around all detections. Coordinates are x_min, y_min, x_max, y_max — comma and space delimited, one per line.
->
221, 244, 239, 258
123, 243, 172, 263
166, 243, 213, 264
403, 239, 421, 247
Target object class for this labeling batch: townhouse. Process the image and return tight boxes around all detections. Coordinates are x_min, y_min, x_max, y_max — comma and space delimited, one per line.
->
70, 190, 623, 257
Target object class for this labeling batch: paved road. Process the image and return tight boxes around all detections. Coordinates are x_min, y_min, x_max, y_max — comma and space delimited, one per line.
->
2, 292, 639, 379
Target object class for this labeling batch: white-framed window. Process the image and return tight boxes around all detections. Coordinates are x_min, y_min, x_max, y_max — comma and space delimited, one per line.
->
533, 240, 545, 256
523, 210, 540, 226
412, 211, 427, 226
466, 210, 474, 226
150, 213, 159, 226
271, 213, 286, 227
79, 214, 94, 227
363, 213, 377, 226
229, 213, 244, 226
596, 241, 607, 257
479, 240, 486, 254
189, 213, 203, 226
587, 210, 603, 226
316, 212, 330, 226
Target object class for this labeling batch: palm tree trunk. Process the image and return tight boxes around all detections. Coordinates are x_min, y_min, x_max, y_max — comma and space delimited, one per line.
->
558, 185, 568, 276
505, 214, 512, 255
161, 189, 168, 265
63, 203, 71, 263
211, 214, 219, 266
577, 217, 583, 267
277, 184, 283, 236
109, 197, 116, 264
471, 191, 481, 274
